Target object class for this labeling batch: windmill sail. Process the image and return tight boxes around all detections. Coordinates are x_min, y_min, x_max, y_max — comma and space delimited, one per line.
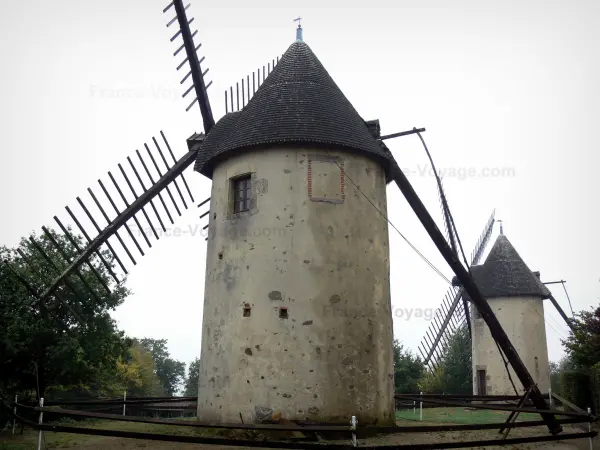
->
164, 0, 214, 131
434, 174, 473, 337
5, 2, 223, 323
4, 132, 208, 324
224, 56, 283, 113
437, 176, 458, 257
418, 210, 495, 370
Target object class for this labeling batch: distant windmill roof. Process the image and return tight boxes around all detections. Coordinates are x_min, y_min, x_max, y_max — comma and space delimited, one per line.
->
454, 234, 551, 300
193, 40, 394, 178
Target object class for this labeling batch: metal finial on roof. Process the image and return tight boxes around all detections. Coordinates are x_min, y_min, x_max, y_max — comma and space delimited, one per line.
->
497, 219, 504, 235
294, 17, 303, 41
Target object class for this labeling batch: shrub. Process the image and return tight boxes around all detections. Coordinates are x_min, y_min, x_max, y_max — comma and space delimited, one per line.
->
589, 363, 600, 413
560, 371, 592, 410
418, 367, 445, 394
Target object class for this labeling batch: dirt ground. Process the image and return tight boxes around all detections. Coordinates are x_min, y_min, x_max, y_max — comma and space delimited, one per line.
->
369, 421, 597, 449
0, 419, 597, 449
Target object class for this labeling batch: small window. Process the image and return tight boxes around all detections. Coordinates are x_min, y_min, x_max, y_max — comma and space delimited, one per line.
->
279, 307, 288, 319
243, 304, 251, 317
233, 175, 252, 214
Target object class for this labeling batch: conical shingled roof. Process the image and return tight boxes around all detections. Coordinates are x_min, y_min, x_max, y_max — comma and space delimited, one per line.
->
193, 41, 393, 178
459, 234, 550, 300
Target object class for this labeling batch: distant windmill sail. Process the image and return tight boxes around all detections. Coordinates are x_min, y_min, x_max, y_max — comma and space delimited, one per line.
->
418, 210, 495, 371
437, 175, 458, 257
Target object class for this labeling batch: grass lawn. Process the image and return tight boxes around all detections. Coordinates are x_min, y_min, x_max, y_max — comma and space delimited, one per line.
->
0, 418, 223, 449
1, 410, 582, 449
395, 406, 551, 424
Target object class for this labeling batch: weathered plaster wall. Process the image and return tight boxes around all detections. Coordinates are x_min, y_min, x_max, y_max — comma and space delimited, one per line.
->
471, 296, 550, 395
196, 146, 394, 425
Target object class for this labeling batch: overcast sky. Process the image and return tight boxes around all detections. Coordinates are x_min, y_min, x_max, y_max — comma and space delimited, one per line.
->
1, 0, 598, 370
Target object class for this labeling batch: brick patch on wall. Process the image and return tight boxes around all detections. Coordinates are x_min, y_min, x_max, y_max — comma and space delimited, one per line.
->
307, 155, 344, 204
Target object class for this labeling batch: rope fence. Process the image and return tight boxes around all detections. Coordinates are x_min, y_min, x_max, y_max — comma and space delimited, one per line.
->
2, 393, 597, 449
394, 393, 593, 418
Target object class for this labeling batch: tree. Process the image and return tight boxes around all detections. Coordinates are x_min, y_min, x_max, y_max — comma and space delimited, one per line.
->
0, 228, 130, 399
418, 366, 445, 394
183, 357, 200, 396
139, 338, 185, 396
550, 356, 574, 395
439, 325, 472, 394
562, 306, 600, 370
44, 340, 166, 400
549, 361, 560, 394
393, 340, 424, 394
116, 342, 165, 397
417, 324, 472, 394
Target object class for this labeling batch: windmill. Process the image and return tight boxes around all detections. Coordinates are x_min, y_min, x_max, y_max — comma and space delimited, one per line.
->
417, 202, 576, 392
3, 1, 564, 433
412, 131, 574, 378
417, 180, 575, 376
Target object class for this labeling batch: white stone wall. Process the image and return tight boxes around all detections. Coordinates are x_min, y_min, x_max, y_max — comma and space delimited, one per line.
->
472, 296, 550, 395
197, 146, 394, 424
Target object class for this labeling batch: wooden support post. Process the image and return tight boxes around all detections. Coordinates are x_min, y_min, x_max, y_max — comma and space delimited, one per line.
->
588, 408, 593, 450
37, 398, 44, 450
500, 387, 533, 439
350, 415, 357, 447
12, 395, 17, 435
551, 392, 587, 413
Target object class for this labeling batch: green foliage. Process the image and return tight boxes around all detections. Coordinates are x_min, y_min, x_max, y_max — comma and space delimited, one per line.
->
439, 325, 472, 395
184, 357, 201, 396
0, 228, 188, 404
562, 306, 600, 370
549, 361, 560, 394
117, 342, 165, 397
417, 324, 472, 394
139, 338, 185, 396
590, 362, 600, 413
418, 366, 445, 394
560, 371, 592, 410
549, 356, 574, 396
0, 229, 130, 399
393, 340, 424, 394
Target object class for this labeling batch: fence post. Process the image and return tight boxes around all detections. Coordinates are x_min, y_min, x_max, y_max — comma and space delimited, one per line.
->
419, 391, 423, 421
122, 391, 127, 416
12, 394, 17, 435
37, 398, 44, 450
413, 400, 416, 415
588, 407, 593, 450
548, 387, 553, 407
350, 415, 357, 447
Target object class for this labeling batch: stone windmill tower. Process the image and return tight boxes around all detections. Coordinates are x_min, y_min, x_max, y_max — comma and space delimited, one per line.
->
192, 27, 395, 425
454, 230, 551, 396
